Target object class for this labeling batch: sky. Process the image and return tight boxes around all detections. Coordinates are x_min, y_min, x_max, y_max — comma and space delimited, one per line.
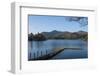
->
28, 15, 88, 34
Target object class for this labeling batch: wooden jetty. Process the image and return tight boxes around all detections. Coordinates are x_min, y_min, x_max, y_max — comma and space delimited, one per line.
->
28, 47, 82, 61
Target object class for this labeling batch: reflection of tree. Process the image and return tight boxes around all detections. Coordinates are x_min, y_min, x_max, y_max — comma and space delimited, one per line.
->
30, 41, 33, 49
36, 41, 44, 49
65, 17, 88, 26
28, 41, 33, 55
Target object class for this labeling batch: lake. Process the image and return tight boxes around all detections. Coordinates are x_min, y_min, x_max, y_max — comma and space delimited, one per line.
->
28, 39, 88, 60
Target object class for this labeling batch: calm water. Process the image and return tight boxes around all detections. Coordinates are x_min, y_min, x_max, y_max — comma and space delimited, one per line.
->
28, 40, 88, 60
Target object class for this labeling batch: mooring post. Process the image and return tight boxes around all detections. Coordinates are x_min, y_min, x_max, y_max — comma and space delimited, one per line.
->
34, 53, 35, 59
37, 51, 39, 58
46, 50, 47, 55
41, 51, 42, 56
30, 52, 31, 59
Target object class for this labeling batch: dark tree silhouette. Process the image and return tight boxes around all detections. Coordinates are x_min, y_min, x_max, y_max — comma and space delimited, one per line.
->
28, 32, 46, 41
28, 33, 34, 41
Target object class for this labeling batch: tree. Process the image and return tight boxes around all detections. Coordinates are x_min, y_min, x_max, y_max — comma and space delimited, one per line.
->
65, 16, 88, 26
33, 33, 46, 41
28, 32, 47, 41
28, 33, 34, 41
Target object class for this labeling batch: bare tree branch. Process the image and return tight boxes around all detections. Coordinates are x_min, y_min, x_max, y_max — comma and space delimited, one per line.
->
65, 16, 88, 26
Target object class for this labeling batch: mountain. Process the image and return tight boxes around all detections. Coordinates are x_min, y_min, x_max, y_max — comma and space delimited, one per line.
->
42, 30, 87, 40
42, 30, 63, 39
28, 30, 88, 41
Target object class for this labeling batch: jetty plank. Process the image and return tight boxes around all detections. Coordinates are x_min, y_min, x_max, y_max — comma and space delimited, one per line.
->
28, 47, 81, 61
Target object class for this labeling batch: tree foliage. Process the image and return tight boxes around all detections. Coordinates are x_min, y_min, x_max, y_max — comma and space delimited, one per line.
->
65, 16, 88, 26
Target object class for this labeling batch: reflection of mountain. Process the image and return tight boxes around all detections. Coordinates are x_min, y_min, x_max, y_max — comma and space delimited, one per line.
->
28, 30, 88, 41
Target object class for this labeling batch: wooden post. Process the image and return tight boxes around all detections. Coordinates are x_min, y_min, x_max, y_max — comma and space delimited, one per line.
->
41, 51, 42, 56
46, 50, 47, 55
34, 53, 35, 59
37, 51, 39, 58
30, 52, 31, 59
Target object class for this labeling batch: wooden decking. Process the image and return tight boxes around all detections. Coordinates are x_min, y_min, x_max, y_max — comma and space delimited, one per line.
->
28, 47, 81, 61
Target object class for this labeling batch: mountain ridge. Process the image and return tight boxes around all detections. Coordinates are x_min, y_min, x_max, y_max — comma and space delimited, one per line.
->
28, 30, 88, 41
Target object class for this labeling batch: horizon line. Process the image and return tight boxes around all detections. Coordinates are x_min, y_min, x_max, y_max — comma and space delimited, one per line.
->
29, 30, 88, 34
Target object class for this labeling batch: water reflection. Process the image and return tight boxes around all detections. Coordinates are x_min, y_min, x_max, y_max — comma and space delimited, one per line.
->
28, 39, 88, 60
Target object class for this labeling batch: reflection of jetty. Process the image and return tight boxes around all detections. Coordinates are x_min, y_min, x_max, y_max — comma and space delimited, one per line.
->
28, 47, 81, 61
